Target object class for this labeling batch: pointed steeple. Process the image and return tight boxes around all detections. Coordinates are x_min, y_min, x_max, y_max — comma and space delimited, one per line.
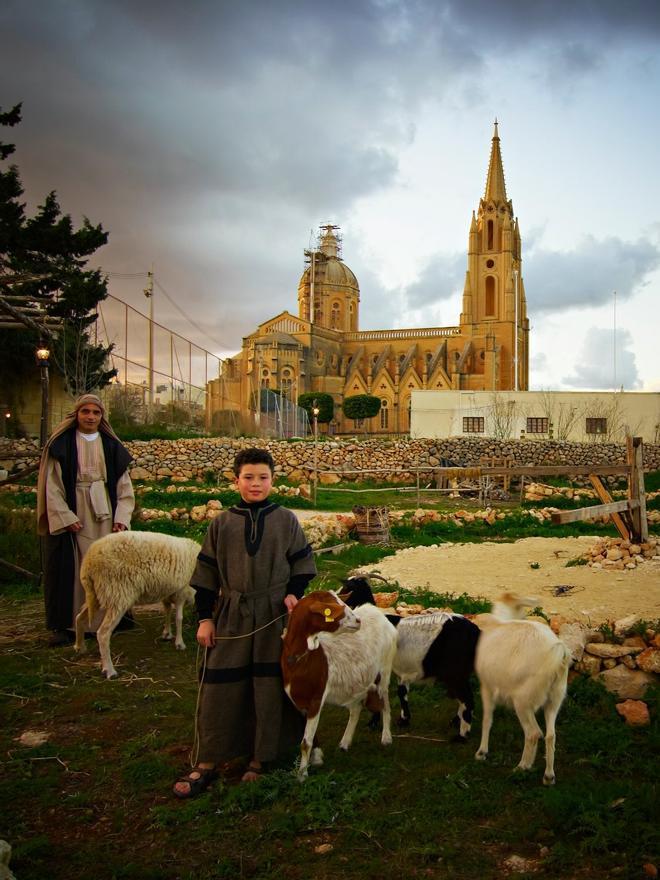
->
484, 119, 507, 204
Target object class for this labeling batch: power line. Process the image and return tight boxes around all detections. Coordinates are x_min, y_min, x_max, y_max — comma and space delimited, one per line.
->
153, 278, 232, 351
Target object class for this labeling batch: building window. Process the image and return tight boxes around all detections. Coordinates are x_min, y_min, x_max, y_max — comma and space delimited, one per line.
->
331, 301, 340, 329
463, 417, 484, 433
526, 417, 549, 434
354, 418, 364, 429
485, 276, 496, 315
349, 302, 355, 330
280, 370, 293, 398
380, 399, 389, 429
586, 418, 607, 435
487, 219, 494, 250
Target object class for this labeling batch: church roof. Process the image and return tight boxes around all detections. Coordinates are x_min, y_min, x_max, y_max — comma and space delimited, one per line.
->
484, 120, 508, 204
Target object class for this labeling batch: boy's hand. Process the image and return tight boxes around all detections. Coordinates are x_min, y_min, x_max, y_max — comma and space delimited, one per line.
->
197, 619, 215, 648
284, 594, 298, 614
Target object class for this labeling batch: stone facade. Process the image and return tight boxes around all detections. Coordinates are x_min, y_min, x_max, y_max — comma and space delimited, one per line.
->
207, 123, 529, 435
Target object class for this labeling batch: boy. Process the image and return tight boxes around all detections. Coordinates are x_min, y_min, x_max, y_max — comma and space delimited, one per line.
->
173, 448, 316, 798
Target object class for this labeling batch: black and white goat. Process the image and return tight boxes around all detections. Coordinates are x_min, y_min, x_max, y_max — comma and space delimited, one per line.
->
342, 576, 480, 740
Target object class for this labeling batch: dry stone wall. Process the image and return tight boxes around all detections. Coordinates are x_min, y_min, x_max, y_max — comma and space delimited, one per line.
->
2, 436, 660, 482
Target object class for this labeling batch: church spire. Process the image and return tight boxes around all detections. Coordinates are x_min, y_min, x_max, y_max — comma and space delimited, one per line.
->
484, 119, 507, 204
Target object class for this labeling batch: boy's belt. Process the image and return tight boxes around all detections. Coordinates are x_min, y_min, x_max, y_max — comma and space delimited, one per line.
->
222, 582, 288, 634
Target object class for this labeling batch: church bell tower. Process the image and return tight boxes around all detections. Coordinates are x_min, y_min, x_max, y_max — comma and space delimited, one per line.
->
460, 122, 529, 390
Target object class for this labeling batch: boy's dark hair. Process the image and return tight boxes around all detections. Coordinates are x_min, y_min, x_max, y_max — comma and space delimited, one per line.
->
233, 448, 275, 477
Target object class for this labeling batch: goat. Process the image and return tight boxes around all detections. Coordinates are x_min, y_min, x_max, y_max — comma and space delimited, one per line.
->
343, 576, 480, 740
281, 589, 398, 781
474, 614, 572, 785
74, 531, 199, 679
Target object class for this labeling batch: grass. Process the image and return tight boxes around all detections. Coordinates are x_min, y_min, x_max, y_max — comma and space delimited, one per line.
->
0, 480, 659, 879
1, 597, 658, 880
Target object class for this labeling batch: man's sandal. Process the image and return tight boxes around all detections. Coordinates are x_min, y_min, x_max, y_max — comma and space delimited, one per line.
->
172, 767, 218, 799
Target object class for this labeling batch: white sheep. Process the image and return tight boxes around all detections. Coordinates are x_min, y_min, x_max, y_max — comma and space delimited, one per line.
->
474, 615, 572, 785
74, 531, 200, 679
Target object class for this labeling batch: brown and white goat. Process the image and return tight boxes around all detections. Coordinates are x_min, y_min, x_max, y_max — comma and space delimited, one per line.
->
281, 589, 398, 781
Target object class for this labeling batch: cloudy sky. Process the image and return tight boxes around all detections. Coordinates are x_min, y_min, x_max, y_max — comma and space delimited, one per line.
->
2, 0, 659, 391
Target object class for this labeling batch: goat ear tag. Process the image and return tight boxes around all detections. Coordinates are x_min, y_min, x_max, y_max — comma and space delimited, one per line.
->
324, 608, 332, 619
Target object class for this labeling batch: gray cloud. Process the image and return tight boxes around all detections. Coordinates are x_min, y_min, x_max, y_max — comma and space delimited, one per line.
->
562, 327, 641, 390
524, 235, 660, 314
403, 252, 466, 310
2, 0, 659, 355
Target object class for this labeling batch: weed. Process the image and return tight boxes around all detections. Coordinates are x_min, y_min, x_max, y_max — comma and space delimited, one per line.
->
565, 554, 588, 567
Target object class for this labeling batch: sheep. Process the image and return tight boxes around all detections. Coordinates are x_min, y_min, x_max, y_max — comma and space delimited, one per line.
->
342, 576, 480, 740
74, 531, 200, 679
281, 589, 398, 781
474, 614, 572, 785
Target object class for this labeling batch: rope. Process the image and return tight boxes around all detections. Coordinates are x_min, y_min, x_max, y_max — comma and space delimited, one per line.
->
189, 612, 288, 768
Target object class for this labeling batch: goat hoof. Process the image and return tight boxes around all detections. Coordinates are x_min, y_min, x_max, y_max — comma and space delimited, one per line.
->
475, 750, 487, 762
543, 774, 556, 786
104, 670, 118, 680
450, 733, 468, 744
175, 643, 186, 651
396, 717, 410, 729
160, 634, 174, 642
310, 748, 324, 767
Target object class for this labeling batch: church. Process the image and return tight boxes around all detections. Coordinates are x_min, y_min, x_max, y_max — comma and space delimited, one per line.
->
207, 123, 530, 434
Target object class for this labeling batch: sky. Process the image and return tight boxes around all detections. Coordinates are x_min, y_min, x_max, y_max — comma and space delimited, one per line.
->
2, 0, 660, 392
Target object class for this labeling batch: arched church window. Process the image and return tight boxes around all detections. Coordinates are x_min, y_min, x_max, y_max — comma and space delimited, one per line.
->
349, 302, 355, 330
485, 276, 496, 316
380, 399, 389, 430
487, 219, 494, 251
331, 301, 340, 329
281, 367, 293, 399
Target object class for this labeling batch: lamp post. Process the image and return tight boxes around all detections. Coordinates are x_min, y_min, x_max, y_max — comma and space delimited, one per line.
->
35, 344, 50, 448
312, 399, 320, 505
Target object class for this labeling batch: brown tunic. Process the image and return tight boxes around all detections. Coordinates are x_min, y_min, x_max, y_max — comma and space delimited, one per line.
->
192, 503, 316, 765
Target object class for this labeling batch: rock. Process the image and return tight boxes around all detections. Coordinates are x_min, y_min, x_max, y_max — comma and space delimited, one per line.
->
606, 548, 624, 561
615, 700, 650, 726
585, 643, 644, 659
319, 472, 341, 484
129, 466, 151, 480
622, 635, 647, 649
190, 505, 207, 522
574, 655, 601, 676
613, 614, 640, 636
597, 665, 656, 699
636, 647, 660, 675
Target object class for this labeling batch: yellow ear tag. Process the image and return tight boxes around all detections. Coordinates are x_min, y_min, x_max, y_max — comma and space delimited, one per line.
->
324, 608, 332, 619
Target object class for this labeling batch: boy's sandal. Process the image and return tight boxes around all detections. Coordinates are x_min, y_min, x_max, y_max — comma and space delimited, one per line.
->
173, 767, 218, 799
241, 762, 265, 782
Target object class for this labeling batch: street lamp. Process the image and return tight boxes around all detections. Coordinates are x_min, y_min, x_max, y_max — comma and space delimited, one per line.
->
312, 399, 320, 505
35, 344, 50, 448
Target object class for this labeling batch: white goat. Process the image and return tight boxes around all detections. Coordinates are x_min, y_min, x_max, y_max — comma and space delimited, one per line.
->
281, 590, 398, 781
474, 615, 572, 785
74, 531, 199, 679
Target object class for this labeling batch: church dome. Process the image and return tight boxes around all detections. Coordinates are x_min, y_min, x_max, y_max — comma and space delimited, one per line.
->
297, 255, 359, 293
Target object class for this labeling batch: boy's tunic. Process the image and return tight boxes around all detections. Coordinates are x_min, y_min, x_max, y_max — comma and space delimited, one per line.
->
192, 502, 316, 765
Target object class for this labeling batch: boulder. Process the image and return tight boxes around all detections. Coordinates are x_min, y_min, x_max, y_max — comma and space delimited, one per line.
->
636, 647, 660, 675
615, 700, 650, 726
597, 664, 655, 699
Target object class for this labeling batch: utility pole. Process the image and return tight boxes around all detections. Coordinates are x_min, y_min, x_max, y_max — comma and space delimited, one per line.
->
613, 290, 617, 391
144, 266, 154, 409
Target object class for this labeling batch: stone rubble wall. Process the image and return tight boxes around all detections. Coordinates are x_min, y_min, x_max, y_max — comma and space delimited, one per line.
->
2, 436, 659, 482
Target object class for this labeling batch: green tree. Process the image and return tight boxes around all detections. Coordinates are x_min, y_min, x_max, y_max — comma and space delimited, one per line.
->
0, 103, 115, 411
297, 392, 334, 424
342, 394, 381, 431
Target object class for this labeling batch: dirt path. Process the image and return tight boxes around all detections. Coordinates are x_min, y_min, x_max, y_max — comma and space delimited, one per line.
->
367, 536, 660, 624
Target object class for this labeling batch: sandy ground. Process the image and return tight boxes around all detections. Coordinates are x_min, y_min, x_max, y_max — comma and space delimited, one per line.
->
357, 536, 660, 625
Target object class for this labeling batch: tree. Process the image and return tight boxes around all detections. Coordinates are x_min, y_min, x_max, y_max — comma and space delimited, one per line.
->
342, 394, 381, 431
0, 103, 116, 411
297, 392, 334, 424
